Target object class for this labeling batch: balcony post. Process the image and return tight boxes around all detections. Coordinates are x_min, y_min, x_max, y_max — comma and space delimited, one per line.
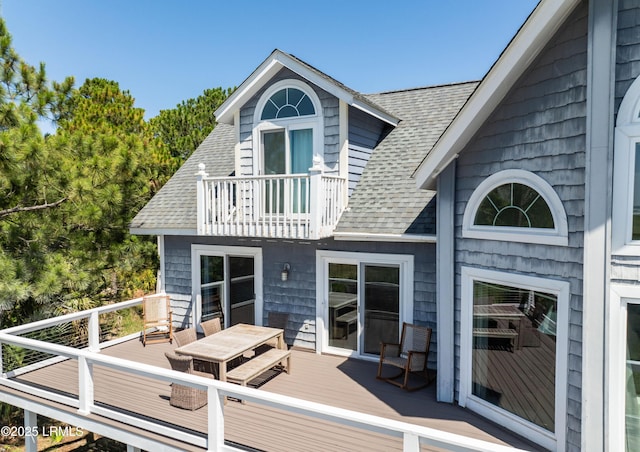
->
207, 387, 224, 451
88, 310, 100, 352
78, 355, 94, 415
308, 157, 324, 240
196, 163, 208, 235
24, 409, 37, 452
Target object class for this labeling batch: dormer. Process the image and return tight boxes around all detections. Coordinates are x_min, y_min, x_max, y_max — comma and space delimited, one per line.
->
195, 50, 398, 240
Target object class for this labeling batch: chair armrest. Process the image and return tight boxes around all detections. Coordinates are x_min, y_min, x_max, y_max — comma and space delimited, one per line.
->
380, 342, 401, 359
406, 350, 427, 370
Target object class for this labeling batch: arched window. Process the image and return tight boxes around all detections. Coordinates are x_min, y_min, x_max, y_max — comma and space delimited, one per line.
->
463, 169, 568, 245
260, 87, 315, 120
613, 75, 640, 254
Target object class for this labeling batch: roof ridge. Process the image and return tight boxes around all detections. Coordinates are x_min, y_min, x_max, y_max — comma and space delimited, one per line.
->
367, 80, 479, 96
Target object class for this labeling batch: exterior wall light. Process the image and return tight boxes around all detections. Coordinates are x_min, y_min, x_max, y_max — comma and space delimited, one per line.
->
281, 263, 290, 282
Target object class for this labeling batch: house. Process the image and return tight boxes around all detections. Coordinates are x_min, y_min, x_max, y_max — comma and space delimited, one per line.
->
130, 50, 477, 359
1, 0, 637, 450
128, 0, 640, 450
131, 0, 640, 450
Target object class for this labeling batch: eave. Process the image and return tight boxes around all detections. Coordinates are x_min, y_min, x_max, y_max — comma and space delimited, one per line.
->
414, 0, 581, 190
214, 49, 400, 127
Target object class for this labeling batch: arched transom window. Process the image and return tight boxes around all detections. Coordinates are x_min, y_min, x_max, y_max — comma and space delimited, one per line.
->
474, 182, 554, 228
463, 169, 567, 246
613, 74, 640, 254
260, 87, 315, 120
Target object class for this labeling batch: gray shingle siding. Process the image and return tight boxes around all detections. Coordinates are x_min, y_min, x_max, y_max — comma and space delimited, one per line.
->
453, 5, 588, 450
613, 2, 640, 286
162, 235, 436, 358
347, 107, 388, 195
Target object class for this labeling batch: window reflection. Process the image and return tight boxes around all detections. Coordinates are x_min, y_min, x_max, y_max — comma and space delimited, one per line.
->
472, 281, 557, 432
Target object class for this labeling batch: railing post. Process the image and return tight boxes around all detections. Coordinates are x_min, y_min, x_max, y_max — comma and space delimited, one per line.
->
88, 310, 100, 352
308, 157, 323, 240
403, 432, 420, 452
196, 163, 208, 235
24, 409, 37, 452
78, 355, 94, 415
207, 386, 224, 451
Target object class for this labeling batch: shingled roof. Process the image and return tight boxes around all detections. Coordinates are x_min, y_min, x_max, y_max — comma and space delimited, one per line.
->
130, 124, 235, 233
130, 80, 477, 236
333, 81, 478, 237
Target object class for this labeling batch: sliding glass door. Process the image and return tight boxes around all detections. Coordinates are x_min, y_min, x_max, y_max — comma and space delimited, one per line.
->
318, 251, 413, 357
192, 245, 262, 331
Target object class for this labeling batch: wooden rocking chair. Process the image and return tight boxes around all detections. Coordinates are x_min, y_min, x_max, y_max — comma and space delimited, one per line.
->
142, 293, 173, 346
376, 322, 433, 391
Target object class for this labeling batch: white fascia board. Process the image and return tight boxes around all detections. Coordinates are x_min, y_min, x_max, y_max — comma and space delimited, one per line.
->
215, 58, 283, 124
351, 100, 400, 126
333, 232, 437, 243
414, 0, 581, 190
129, 227, 198, 236
215, 50, 398, 127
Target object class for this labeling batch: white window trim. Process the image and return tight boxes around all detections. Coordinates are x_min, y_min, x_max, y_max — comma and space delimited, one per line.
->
252, 79, 324, 175
609, 284, 640, 452
462, 169, 568, 246
191, 244, 263, 330
460, 266, 569, 452
613, 75, 640, 255
315, 250, 414, 358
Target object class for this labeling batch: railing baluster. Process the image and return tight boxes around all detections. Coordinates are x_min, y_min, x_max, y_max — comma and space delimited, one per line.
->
199, 174, 346, 240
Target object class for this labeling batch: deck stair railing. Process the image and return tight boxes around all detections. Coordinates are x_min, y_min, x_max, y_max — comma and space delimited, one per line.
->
0, 297, 525, 452
196, 163, 347, 239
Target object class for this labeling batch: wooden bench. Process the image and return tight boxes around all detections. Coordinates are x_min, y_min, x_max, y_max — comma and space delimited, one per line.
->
226, 348, 291, 387
473, 328, 519, 351
335, 309, 358, 338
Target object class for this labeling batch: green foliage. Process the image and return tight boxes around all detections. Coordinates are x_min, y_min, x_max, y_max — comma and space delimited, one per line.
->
0, 19, 175, 333
149, 86, 234, 162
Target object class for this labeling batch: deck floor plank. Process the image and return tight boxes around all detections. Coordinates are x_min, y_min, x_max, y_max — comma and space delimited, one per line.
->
9, 338, 540, 451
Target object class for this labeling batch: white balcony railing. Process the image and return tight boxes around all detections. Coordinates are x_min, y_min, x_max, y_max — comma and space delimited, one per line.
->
196, 164, 347, 239
0, 297, 526, 452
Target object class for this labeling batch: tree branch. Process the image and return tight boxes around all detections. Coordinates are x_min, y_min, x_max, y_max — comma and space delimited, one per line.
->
0, 198, 67, 218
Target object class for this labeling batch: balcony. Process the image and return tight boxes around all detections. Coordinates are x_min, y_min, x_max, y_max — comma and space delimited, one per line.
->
0, 298, 535, 451
196, 164, 347, 239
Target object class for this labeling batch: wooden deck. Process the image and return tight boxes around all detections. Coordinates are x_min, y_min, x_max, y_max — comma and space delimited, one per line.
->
9, 338, 541, 451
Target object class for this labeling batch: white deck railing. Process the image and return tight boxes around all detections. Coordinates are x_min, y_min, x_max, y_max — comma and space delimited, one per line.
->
0, 298, 525, 452
196, 164, 347, 239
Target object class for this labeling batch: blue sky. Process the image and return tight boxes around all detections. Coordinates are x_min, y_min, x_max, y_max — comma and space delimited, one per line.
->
2, 1, 538, 120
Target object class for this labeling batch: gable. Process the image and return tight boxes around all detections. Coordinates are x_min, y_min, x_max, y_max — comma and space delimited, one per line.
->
215, 49, 399, 127
414, 0, 581, 190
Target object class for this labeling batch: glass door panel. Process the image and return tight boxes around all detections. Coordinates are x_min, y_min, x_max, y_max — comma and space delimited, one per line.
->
200, 255, 224, 323
290, 128, 313, 213
363, 265, 399, 355
263, 130, 285, 214
328, 263, 358, 350
228, 256, 255, 326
